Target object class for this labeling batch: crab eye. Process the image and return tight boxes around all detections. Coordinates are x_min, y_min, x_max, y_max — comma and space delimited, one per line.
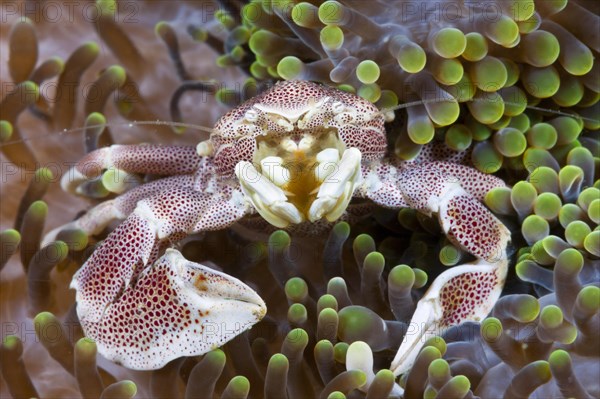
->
331, 101, 345, 114
244, 109, 259, 122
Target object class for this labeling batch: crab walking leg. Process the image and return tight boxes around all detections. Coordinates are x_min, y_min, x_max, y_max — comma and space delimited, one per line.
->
358, 160, 510, 376
71, 185, 262, 369
62, 145, 201, 193
42, 174, 196, 245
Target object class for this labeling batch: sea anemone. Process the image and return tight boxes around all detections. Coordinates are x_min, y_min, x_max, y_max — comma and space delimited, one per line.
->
1, 0, 598, 398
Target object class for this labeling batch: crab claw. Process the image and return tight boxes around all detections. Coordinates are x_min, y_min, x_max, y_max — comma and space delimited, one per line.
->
390, 257, 508, 376
308, 147, 362, 222
235, 161, 304, 228
75, 248, 266, 370
70, 185, 262, 369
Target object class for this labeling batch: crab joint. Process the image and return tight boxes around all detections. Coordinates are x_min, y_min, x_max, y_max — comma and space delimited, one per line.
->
235, 147, 362, 227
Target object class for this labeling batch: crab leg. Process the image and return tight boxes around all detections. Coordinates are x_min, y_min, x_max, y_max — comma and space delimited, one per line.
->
43, 174, 196, 245
62, 144, 201, 193
358, 160, 510, 376
71, 184, 262, 369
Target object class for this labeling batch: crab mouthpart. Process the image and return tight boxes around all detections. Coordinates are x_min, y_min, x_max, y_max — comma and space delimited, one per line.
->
235, 136, 362, 227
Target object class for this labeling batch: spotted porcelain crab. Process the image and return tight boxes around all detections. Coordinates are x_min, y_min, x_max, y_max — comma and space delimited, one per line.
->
45, 80, 510, 373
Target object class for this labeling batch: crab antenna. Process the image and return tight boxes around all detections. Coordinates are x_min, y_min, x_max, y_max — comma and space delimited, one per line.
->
372, 98, 599, 124
0, 120, 216, 147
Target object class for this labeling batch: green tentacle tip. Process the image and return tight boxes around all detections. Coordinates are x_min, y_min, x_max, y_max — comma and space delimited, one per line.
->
2, 335, 23, 353
338, 307, 374, 339
493, 127, 526, 157
439, 244, 461, 266
250, 61, 269, 80
363, 251, 385, 270
468, 92, 504, 125
508, 113, 530, 132
20, 80, 41, 102
327, 392, 346, 399
396, 42, 426, 73
471, 56, 507, 91
288, 303, 308, 324
445, 124, 472, 151
472, 141, 503, 173
83, 41, 100, 55
407, 116, 434, 145
0, 120, 13, 142
463, 32, 487, 61
33, 311, 58, 328
550, 116, 583, 145
522, 66, 560, 98
481, 317, 503, 340
85, 111, 107, 125
154, 21, 171, 37
576, 286, 600, 313
526, 123, 557, 149
486, 15, 519, 46
578, 187, 600, 212
28, 200, 48, 217
388, 265, 415, 289
522, 214, 550, 244
423, 336, 447, 355
432, 58, 464, 85
555, 248, 584, 275
318, 1, 345, 25
432, 27, 466, 58
75, 337, 97, 355
225, 376, 250, 396
515, 295, 540, 322
357, 83, 381, 103
46, 241, 69, 263
412, 268, 428, 288
548, 349, 571, 369
584, 231, 600, 257
285, 328, 309, 348
285, 277, 308, 302
106, 381, 137, 397
248, 30, 276, 55
269, 230, 291, 247
443, 375, 471, 396
521, 30, 560, 67
1, 229, 21, 245
320, 25, 344, 50
317, 294, 338, 312
277, 56, 304, 80
96, 0, 116, 15
540, 305, 563, 329
565, 220, 591, 248
485, 187, 513, 215
530, 361, 552, 382
292, 3, 320, 28
587, 199, 599, 224
215, 10, 236, 30
206, 348, 226, 364
356, 60, 380, 84
333, 342, 349, 363
269, 352, 289, 367
418, 345, 442, 360
33, 167, 54, 182
428, 358, 450, 379
553, 75, 584, 107
533, 192, 562, 220
332, 221, 350, 238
